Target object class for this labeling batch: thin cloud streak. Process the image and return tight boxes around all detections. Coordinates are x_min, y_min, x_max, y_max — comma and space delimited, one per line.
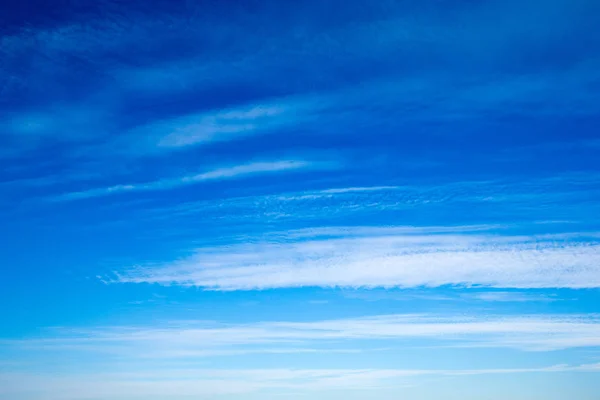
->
117, 99, 317, 155
1, 363, 599, 399
116, 229, 600, 290
135, 174, 599, 227
341, 290, 558, 303
463, 291, 558, 302
54, 160, 320, 201
7, 313, 600, 355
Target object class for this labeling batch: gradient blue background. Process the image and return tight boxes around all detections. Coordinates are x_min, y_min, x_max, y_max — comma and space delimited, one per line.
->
1, 0, 600, 398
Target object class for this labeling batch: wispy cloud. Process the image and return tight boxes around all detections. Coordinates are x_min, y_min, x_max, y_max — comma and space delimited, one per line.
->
115, 228, 600, 289
54, 160, 322, 200
116, 99, 318, 155
155, 105, 289, 148
340, 289, 558, 303
462, 291, 558, 302
1, 362, 599, 399
133, 174, 599, 229
7, 313, 600, 357
1, 360, 598, 400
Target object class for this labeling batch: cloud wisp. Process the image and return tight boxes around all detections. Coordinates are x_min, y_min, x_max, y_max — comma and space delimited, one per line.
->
1, 362, 599, 399
340, 289, 559, 303
127, 174, 600, 230
115, 228, 600, 290
462, 291, 559, 302
115, 99, 318, 155
7, 313, 600, 359
4, 311, 600, 398
55, 160, 321, 200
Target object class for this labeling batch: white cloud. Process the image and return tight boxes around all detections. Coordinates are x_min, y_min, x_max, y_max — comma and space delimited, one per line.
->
151, 104, 293, 149
5, 313, 600, 399
462, 291, 558, 302
116, 228, 600, 289
340, 289, 558, 303
1, 363, 599, 400
320, 186, 402, 194
189, 160, 312, 180
55, 160, 320, 200
131, 174, 598, 231
8, 313, 600, 356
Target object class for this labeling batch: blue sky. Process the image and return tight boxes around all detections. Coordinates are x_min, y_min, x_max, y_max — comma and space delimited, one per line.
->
1, 0, 600, 398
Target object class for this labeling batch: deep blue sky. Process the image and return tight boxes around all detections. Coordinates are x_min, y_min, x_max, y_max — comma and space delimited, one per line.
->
1, 0, 600, 399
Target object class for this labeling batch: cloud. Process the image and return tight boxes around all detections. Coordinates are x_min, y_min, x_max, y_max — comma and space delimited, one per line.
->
4, 311, 600, 399
115, 228, 600, 289
7, 313, 600, 357
340, 289, 558, 303
462, 291, 558, 302
54, 160, 322, 200
2, 362, 599, 399
129, 174, 599, 230
117, 99, 316, 155
154, 105, 294, 149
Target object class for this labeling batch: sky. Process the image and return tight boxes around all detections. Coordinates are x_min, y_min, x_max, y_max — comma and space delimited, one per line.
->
1, 0, 600, 399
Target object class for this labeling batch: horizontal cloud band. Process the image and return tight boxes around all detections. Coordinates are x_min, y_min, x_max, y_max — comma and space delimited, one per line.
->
116, 228, 600, 289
